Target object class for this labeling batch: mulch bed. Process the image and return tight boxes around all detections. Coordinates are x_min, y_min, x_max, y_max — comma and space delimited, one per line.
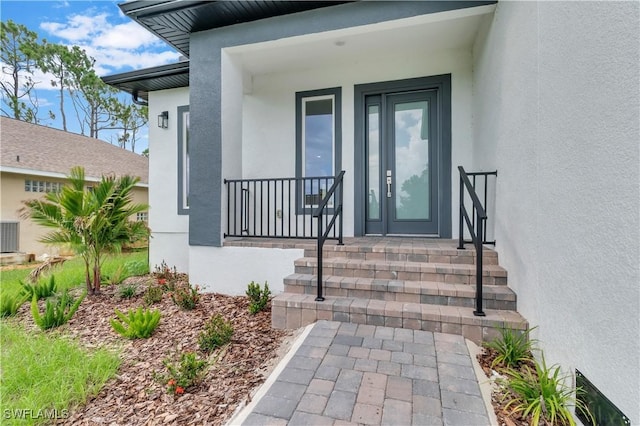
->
10, 276, 293, 425
476, 347, 539, 426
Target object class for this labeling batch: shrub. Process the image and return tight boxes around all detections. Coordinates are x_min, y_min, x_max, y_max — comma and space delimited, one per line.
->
31, 290, 86, 330
20, 276, 57, 300
501, 353, 594, 426
102, 265, 127, 286
170, 283, 200, 310
154, 261, 178, 281
163, 352, 208, 395
246, 281, 271, 315
143, 285, 163, 306
123, 260, 149, 277
484, 325, 537, 369
1, 293, 27, 318
153, 260, 178, 291
198, 314, 234, 352
110, 307, 161, 339
117, 282, 137, 299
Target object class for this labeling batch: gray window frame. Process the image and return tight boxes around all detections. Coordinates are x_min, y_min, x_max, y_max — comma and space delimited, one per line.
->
177, 105, 189, 215
295, 87, 342, 214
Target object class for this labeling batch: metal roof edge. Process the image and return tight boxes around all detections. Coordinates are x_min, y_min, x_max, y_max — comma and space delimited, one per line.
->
119, 0, 208, 18
102, 61, 190, 85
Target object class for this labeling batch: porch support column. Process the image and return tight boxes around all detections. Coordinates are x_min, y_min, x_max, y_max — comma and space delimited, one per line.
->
189, 33, 223, 247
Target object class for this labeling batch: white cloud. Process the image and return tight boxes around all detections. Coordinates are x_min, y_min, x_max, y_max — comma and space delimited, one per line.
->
53, 1, 70, 9
38, 8, 180, 75
93, 21, 160, 50
41, 13, 109, 43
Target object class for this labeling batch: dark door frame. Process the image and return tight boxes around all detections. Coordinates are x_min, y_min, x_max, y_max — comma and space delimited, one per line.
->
354, 74, 452, 237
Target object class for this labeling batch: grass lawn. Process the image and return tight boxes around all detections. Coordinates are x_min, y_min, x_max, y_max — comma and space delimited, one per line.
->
0, 250, 147, 424
0, 250, 149, 298
0, 321, 121, 425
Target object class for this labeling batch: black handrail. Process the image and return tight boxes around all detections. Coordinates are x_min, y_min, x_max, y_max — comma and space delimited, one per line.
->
312, 170, 345, 301
224, 175, 340, 240
458, 166, 497, 316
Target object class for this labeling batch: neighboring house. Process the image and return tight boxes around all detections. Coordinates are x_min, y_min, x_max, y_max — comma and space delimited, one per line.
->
103, 1, 639, 423
0, 117, 149, 257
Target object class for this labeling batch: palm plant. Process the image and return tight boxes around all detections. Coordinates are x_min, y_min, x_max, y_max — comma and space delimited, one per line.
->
22, 167, 149, 295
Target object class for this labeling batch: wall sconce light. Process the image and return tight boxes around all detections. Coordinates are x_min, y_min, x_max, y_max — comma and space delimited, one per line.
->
157, 111, 169, 129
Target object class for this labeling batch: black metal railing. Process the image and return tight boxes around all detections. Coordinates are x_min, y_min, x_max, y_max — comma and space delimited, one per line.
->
313, 170, 345, 301
458, 166, 497, 316
224, 175, 342, 240
224, 172, 345, 302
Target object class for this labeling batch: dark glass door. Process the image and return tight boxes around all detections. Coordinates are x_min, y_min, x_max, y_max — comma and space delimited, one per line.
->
365, 90, 439, 235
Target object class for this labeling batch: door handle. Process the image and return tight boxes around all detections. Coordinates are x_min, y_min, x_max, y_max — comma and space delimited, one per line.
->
386, 175, 392, 198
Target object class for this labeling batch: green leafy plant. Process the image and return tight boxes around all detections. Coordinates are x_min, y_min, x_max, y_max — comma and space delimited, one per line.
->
20, 275, 57, 300
246, 281, 271, 315
143, 285, 163, 306
162, 352, 208, 395
110, 307, 161, 339
123, 260, 149, 277
198, 314, 234, 352
103, 264, 127, 286
31, 290, 86, 330
170, 283, 200, 310
1, 292, 27, 318
22, 167, 149, 295
117, 282, 137, 299
484, 325, 537, 369
501, 353, 594, 426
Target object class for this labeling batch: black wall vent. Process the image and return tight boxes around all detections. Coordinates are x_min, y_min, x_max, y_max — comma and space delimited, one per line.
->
576, 370, 630, 426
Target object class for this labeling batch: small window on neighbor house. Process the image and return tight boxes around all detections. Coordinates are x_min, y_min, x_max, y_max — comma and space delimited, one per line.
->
24, 179, 62, 193
136, 212, 148, 222
177, 105, 189, 215
296, 88, 341, 211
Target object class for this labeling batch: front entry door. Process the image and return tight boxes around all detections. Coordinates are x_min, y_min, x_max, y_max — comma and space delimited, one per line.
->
365, 90, 439, 235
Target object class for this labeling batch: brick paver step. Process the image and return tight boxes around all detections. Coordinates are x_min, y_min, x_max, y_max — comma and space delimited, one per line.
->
283, 274, 517, 311
303, 246, 499, 265
294, 257, 508, 285
272, 293, 528, 345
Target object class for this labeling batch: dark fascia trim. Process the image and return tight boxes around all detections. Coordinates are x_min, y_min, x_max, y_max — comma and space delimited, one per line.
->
119, 0, 207, 16
118, 1, 352, 57
101, 61, 189, 102
101, 61, 190, 85
119, 1, 207, 57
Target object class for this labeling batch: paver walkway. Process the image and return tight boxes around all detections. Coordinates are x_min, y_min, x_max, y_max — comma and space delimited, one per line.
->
231, 321, 491, 425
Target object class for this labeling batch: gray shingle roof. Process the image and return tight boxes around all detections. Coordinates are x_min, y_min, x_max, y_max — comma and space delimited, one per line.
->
0, 117, 148, 184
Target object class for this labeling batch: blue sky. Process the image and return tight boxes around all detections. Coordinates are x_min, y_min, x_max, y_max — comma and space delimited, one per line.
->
1, 0, 181, 152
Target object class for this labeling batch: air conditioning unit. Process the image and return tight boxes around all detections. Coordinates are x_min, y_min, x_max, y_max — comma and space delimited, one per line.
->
0, 221, 19, 253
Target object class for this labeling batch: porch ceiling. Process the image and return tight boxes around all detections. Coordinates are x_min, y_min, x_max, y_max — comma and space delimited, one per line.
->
227, 5, 495, 76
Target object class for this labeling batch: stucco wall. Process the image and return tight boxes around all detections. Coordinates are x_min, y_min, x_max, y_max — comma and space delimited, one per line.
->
190, 246, 303, 295
1, 171, 148, 258
240, 47, 474, 238
1, 172, 69, 256
147, 87, 190, 273
472, 1, 640, 423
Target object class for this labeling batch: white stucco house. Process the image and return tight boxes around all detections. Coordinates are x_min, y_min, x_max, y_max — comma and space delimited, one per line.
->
104, 1, 639, 423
